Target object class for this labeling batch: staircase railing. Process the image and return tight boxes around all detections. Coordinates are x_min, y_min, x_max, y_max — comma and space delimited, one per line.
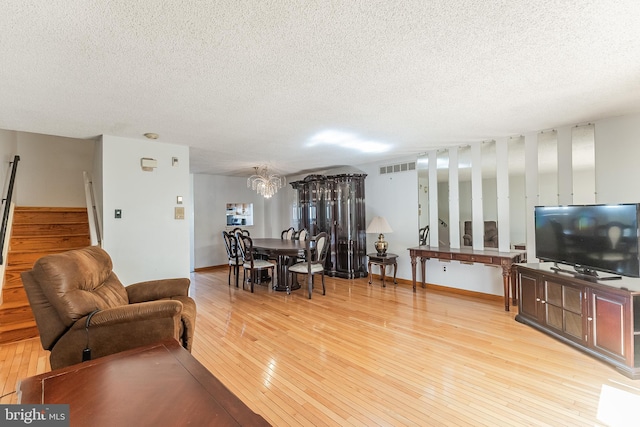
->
83, 171, 102, 247
0, 155, 20, 265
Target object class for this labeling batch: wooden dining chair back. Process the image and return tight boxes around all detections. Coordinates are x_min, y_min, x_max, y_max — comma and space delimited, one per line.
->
290, 228, 309, 263
419, 226, 429, 246
233, 227, 250, 237
235, 233, 276, 293
288, 232, 329, 298
222, 231, 240, 287
295, 229, 308, 242
281, 227, 295, 240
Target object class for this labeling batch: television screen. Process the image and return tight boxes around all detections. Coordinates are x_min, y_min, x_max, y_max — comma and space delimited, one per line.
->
534, 204, 640, 278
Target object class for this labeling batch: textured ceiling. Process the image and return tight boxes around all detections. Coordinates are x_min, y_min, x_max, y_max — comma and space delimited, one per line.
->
1, 1, 639, 176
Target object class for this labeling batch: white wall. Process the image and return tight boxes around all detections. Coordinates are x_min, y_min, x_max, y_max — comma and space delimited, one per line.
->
356, 157, 505, 295
15, 132, 95, 207
595, 113, 640, 204
509, 173, 526, 245
0, 130, 18, 192
191, 173, 269, 269
100, 135, 190, 284
355, 159, 418, 282
357, 113, 640, 296
0, 130, 18, 194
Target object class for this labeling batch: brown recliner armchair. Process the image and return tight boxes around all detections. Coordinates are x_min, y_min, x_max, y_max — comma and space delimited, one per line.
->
21, 246, 196, 370
463, 221, 498, 248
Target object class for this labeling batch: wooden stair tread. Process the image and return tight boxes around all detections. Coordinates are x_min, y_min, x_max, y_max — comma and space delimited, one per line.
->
1, 287, 27, 302
14, 207, 88, 211
6, 247, 82, 255
11, 233, 91, 238
10, 235, 91, 251
0, 322, 39, 344
0, 299, 31, 309
0, 320, 37, 333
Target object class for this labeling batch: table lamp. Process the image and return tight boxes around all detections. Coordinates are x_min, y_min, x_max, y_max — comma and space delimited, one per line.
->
366, 216, 393, 256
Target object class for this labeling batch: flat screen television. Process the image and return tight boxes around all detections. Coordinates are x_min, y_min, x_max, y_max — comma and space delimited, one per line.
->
534, 203, 640, 278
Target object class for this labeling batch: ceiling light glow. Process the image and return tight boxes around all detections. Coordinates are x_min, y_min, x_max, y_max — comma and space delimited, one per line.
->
307, 130, 391, 154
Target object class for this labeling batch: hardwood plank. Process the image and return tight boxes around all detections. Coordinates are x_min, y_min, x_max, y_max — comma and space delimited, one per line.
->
3, 269, 639, 425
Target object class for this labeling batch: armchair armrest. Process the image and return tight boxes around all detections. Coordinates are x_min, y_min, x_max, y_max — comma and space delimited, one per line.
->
85, 300, 184, 326
50, 300, 185, 369
126, 278, 191, 303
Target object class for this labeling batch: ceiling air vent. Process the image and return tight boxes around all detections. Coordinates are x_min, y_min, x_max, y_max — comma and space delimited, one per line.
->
379, 161, 416, 175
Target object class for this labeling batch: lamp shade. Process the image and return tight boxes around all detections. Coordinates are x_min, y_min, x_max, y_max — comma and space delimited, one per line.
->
366, 216, 393, 234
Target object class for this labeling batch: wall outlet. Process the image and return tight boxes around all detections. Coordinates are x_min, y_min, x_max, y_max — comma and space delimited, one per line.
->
443, 265, 446, 272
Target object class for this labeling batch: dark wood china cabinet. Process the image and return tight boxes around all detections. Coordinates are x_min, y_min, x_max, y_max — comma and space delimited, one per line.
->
290, 173, 367, 279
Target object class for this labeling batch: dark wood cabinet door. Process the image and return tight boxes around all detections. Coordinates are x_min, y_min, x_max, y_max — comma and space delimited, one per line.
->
590, 290, 630, 365
519, 273, 541, 322
542, 279, 587, 344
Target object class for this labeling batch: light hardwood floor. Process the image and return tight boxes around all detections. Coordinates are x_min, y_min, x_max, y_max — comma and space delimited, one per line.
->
2, 269, 640, 426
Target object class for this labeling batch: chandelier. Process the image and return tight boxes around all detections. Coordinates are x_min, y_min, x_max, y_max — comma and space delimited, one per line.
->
247, 166, 286, 199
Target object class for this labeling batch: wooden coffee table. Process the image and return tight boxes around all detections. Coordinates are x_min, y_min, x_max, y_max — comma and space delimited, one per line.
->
18, 339, 270, 426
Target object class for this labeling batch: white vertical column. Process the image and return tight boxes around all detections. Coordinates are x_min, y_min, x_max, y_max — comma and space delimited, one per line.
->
428, 150, 439, 246
572, 123, 596, 205
449, 147, 460, 248
496, 138, 510, 252
557, 125, 573, 205
538, 130, 558, 206
525, 132, 539, 262
471, 143, 484, 250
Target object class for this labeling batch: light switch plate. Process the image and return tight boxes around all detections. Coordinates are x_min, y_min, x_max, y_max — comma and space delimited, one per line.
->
115, 209, 122, 219
175, 207, 185, 220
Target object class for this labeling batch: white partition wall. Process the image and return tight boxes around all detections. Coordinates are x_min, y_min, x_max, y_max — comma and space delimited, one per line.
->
100, 135, 190, 284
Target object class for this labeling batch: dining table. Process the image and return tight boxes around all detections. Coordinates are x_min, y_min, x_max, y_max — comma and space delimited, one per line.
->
251, 238, 306, 292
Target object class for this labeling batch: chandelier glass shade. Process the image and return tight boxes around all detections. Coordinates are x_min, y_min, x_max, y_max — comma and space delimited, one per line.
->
247, 166, 286, 199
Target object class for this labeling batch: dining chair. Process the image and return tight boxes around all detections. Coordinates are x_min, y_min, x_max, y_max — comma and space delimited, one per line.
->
233, 227, 250, 237
235, 233, 276, 293
281, 227, 295, 240
295, 229, 308, 242
419, 225, 429, 246
290, 228, 309, 263
222, 230, 240, 287
288, 232, 330, 298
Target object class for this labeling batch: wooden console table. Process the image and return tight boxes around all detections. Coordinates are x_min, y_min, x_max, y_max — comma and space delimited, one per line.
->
408, 245, 524, 311
18, 339, 270, 426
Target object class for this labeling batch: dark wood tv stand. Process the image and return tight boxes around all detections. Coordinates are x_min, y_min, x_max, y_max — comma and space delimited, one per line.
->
515, 263, 640, 379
